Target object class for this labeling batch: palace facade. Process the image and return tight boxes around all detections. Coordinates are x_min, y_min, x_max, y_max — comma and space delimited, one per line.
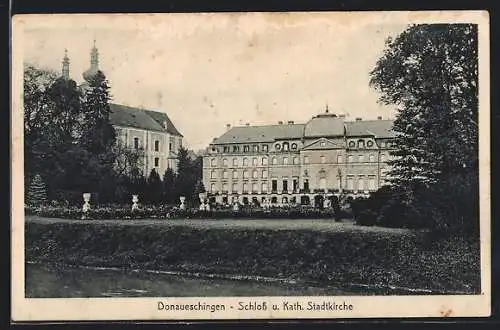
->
203, 108, 395, 207
60, 43, 183, 175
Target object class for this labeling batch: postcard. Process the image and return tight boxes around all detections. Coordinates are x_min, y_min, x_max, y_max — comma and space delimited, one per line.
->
11, 11, 490, 321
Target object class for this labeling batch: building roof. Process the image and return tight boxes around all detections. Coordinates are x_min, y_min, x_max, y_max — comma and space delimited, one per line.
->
304, 113, 345, 137
345, 119, 394, 138
109, 103, 183, 136
214, 124, 305, 144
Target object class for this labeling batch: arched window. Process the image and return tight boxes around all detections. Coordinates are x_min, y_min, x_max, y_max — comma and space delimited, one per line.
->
253, 157, 258, 166
262, 157, 268, 165
291, 143, 297, 150
380, 153, 386, 162
262, 170, 268, 178
211, 158, 216, 166
222, 158, 228, 166
154, 140, 160, 151
252, 170, 258, 179
272, 157, 278, 165
319, 178, 326, 190
211, 170, 216, 179
210, 183, 216, 193
243, 170, 249, 179
232, 170, 238, 179
357, 140, 365, 149
233, 158, 238, 166
293, 157, 299, 165
283, 157, 288, 165
347, 177, 354, 190
368, 177, 376, 190
282, 196, 288, 204
222, 170, 228, 179
369, 154, 375, 162
243, 158, 248, 166
358, 177, 364, 191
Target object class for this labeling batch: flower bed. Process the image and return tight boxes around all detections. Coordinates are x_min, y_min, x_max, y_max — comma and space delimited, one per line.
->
25, 205, 351, 220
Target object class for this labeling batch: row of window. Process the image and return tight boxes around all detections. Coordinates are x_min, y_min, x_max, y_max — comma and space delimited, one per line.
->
209, 154, 391, 167
211, 169, 269, 179
132, 137, 175, 152
347, 140, 394, 149
209, 176, 379, 194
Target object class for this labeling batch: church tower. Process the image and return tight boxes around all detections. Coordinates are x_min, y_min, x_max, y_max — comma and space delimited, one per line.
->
82, 39, 100, 82
61, 49, 70, 79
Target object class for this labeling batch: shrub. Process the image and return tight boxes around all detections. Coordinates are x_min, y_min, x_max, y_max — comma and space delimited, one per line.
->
26, 174, 48, 207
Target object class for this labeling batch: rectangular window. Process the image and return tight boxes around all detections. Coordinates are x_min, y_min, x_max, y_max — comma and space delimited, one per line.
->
262, 145, 268, 152
222, 183, 228, 192
282, 180, 288, 192
154, 140, 160, 152
211, 170, 216, 179
320, 155, 326, 164
304, 156, 309, 164
262, 170, 268, 178
210, 183, 216, 193
223, 170, 228, 179
253, 145, 259, 152
223, 158, 228, 166
262, 182, 268, 193
233, 170, 238, 179
134, 137, 139, 150
303, 179, 309, 191
293, 179, 298, 191
337, 155, 343, 163
223, 146, 230, 153
233, 145, 240, 153
169, 142, 172, 151
154, 157, 159, 167
271, 180, 278, 192
253, 158, 258, 166
283, 157, 288, 165
347, 177, 354, 190
243, 145, 250, 152
252, 170, 258, 179
252, 183, 258, 192
232, 183, 238, 192
243, 183, 248, 193
369, 177, 376, 190
243, 170, 249, 179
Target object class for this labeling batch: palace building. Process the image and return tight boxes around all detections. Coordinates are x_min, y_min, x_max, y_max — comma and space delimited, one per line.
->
60, 43, 183, 175
202, 107, 396, 207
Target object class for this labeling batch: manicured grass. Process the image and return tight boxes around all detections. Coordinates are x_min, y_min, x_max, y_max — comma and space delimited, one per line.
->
25, 216, 480, 295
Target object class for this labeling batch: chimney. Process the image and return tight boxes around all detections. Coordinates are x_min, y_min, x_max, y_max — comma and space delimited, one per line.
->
245, 123, 250, 126
226, 124, 231, 130
287, 120, 294, 124
355, 117, 362, 122
377, 116, 382, 120
278, 121, 283, 125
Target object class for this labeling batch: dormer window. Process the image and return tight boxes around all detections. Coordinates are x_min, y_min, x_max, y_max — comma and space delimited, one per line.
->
320, 141, 326, 147
348, 141, 356, 148
283, 142, 289, 151
291, 143, 297, 150
367, 140, 374, 148
262, 145, 268, 152
253, 145, 259, 152
275, 143, 281, 151
233, 145, 240, 153
357, 140, 365, 149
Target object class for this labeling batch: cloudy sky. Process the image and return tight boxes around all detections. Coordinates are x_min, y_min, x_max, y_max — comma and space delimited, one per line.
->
21, 13, 407, 149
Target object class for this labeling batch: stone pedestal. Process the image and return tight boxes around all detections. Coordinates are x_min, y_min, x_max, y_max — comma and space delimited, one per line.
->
132, 195, 139, 212
82, 193, 91, 219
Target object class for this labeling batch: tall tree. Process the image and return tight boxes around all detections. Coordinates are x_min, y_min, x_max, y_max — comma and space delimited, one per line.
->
81, 70, 116, 154
146, 168, 162, 204
370, 24, 478, 187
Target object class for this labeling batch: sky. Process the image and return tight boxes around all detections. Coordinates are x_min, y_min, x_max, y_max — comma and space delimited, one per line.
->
21, 13, 408, 150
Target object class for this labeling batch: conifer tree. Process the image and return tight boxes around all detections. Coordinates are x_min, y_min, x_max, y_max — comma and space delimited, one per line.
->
162, 167, 176, 204
147, 168, 162, 205
26, 174, 48, 206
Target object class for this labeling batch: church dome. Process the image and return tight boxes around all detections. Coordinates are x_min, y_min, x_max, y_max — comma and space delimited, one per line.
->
82, 66, 98, 82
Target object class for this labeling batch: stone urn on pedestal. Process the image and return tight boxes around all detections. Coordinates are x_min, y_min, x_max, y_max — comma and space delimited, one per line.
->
81, 193, 91, 219
198, 193, 206, 211
179, 196, 186, 210
132, 195, 139, 212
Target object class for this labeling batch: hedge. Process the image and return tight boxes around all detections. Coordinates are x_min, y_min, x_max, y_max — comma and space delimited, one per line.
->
25, 220, 481, 294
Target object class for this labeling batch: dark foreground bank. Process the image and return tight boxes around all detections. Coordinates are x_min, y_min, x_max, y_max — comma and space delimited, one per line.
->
25, 218, 480, 295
